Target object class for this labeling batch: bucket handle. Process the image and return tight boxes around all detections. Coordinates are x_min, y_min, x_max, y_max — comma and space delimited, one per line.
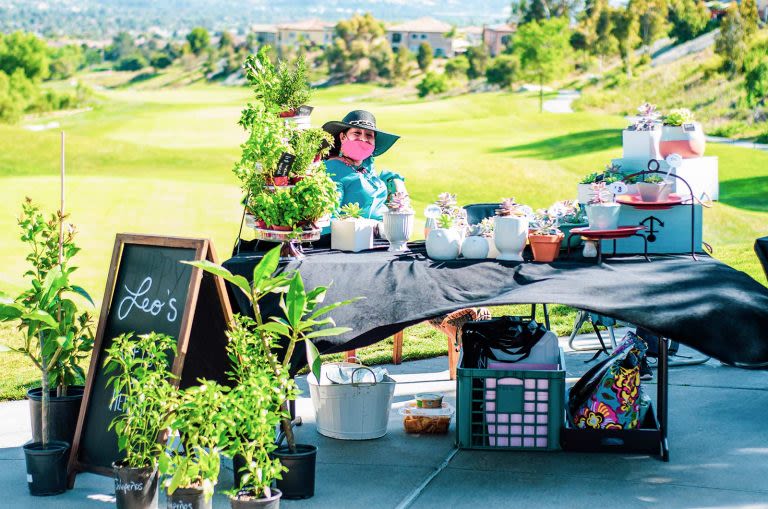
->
350, 366, 378, 386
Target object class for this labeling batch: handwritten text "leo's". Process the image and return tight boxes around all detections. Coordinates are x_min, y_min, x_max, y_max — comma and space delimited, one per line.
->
117, 277, 178, 322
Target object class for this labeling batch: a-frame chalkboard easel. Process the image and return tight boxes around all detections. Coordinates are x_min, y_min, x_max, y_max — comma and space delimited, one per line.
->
67, 234, 233, 486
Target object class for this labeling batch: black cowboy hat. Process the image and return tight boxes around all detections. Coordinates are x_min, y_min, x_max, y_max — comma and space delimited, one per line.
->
322, 110, 400, 157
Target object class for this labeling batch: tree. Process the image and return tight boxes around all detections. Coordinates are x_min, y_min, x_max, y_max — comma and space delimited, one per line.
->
465, 44, 489, 79
631, 0, 669, 55
187, 27, 210, 56
514, 17, 573, 112
105, 32, 136, 62
325, 13, 393, 83
116, 54, 147, 71
593, 7, 617, 67
745, 60, 768, 109
0, 31, 50, 81
416, 71, 448, 97
391, 45, 412, 84
739, 0, 759, 38
219, 30, 235, 50
668, 0, 710, 43
48, 44, 84, 79
611, 6, 639, 78
150, 52, 173, 69
417, 42, 433, 72
715, 5, 747, 76
445, 54, 470, 78
486, 54, 520, 88
512, 0, 581, 22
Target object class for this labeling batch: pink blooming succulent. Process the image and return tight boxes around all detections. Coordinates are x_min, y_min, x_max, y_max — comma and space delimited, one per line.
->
386, 192, 413, 213
496, 198, 533, 218
630, 102, 661, 131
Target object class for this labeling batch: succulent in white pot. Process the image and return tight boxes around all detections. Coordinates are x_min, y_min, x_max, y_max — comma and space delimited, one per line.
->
636, 174, 673, 202
493, 198, 532, 262
585, 183, 621, 230
478, 217, 498, 259
461, 224, 490, 260
622, 102, 662, 159
426, 214, 462, 261
331, 202, 375, 252
577, 164, 623, 204
382, 192, 414, 252
660, 108, 705, 158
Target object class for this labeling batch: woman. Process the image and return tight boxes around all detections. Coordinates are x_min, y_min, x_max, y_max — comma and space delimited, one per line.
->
322, 110, 407, 222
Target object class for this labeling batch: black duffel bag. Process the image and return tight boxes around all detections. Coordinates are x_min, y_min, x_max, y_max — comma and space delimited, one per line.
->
460, 316, 548, 369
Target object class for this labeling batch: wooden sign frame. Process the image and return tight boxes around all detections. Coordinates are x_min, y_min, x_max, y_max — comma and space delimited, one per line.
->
67, 234, 233, 485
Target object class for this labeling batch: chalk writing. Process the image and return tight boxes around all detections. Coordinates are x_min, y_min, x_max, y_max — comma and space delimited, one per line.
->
117, 277, 178, 323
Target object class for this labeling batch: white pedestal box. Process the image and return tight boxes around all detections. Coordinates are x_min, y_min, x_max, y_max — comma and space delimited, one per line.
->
599, 204, 703, 254
331, 219, 375, 252
622, 129, 662, 160
611, 156, 719, 201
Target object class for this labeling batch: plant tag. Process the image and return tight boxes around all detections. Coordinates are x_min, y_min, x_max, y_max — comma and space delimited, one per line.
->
276, 152, 296, 177
683, 123, 696, 132
665, 153, 683, 169
609, 182, 628, 195
297, 105, 314, 117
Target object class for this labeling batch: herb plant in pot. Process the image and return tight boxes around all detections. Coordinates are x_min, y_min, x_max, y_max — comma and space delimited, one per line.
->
0, 200, 95, 496
660, 108, 705, 158
622, 102, 662, 159
186, 247, 359, 501
105, 332, 178, 509
244, 46, 312, 125
585, 183, 621, 231
382, 192, 414, 252
528, 213, 564, 263
426, 214, 462, 261
234, 101, 290, 189
636, 173, 673, 202
331, 202, 375, 252
493, 198, 532, 262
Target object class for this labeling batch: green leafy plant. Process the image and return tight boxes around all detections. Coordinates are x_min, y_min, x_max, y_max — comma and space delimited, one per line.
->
0, 199, 94, 447
244, 46, 311, 112
184, 246, 361, 456
642, 174, 666, 184
663, 108, 695, 126
547, 200, 586, 225
580, 164, 623, 185
337, 202, 363, 220
291, 168, 340, 224
104, 332, 177, 469
288, 127, 333, 177
160, 380, 227, 501
235, 100, 289, 192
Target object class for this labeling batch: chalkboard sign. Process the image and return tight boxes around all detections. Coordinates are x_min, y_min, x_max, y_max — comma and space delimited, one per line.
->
67, 234, 233, 484
276, 152, 296, 177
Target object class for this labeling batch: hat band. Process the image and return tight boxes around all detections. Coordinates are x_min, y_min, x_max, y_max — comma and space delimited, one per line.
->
348, 119, 376, 130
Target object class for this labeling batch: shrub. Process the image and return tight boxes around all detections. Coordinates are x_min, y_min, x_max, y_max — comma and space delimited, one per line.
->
444, 55, 469, 79
416, 71, 448, 97
486, 54, 520, 88
115, 54, 147, 71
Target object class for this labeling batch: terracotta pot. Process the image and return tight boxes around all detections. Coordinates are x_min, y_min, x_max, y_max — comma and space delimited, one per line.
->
254, 220, 267, 229
279, 110, 297, 118
660, 123, 705, 158
271, 176, 289, 186
530, 233, 564, 262
268, 224, 293, 232
289, 176, 305, 184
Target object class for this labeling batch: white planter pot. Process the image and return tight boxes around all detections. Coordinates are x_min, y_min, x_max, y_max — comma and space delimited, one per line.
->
382, 211, 414, 252
423, 217, 437, 238
461, 235, 489, 259
636, 181, 673, 202
486, 237, 499, 259
331, 219, 374, 252
426, 228, 462, 260
660, 123, 705, 158
493, 215, 528, 261
622, 129, 662, 160
577, 183, 597, 205
586, 203, 621, 230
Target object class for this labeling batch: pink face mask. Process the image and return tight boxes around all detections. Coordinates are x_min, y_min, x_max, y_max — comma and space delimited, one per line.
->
341, 139, 375, 161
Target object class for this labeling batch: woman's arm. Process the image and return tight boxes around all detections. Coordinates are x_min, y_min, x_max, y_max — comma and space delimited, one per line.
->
379, 170, 407, 195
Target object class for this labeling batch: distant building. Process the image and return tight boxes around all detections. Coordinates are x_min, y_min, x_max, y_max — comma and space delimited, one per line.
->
387, 17, 454, 57
453, 25, 483, 54
483, 23, 516, 57
759, 0, 768, 21
276, 19, 335, 50
251, 24, 278, 46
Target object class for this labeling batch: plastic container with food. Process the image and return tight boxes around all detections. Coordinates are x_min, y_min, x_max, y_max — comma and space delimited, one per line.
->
400, 401, 455, 435
415, 393, 443, 409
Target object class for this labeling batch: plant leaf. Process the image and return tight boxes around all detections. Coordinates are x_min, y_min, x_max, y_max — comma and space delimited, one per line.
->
305, 340, 322, 381
183, 260, 252, 301
285, 272, 306, 330
22, 309, 59, 329
251, 246, 281, 292
0, 302, 23, 322
70, 285, 95, 306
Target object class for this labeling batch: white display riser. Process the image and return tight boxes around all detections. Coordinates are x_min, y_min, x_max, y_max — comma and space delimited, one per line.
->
596, 204, 703, 254
611, 156, 719, 201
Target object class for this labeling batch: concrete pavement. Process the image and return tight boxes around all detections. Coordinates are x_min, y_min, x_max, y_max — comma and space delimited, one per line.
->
1, 334, 767, 509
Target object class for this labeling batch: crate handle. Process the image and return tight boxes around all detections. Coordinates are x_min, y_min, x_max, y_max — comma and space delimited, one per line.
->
351, 366, 378, 386
600, 437, 626, 447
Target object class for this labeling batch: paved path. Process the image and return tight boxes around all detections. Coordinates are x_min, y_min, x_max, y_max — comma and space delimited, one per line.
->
542, 89, 580, 114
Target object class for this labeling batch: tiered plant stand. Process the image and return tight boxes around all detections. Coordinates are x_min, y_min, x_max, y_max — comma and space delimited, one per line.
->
567, 225, 648, 263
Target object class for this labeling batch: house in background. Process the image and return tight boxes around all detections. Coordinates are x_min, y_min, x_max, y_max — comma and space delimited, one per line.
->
453, 25, 483, 54
276, 19, 335, 50
251, 24, 277, 46
483, 23, 516, 57
387, 17, 454, 57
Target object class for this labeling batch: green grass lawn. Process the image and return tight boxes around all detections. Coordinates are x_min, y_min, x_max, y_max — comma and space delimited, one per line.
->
1, 79, 766, 400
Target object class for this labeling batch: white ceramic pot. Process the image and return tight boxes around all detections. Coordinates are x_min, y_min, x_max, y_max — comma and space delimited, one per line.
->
461, 235, 489, 259
636, 182, 673, 202
494, 215, 528, 261
486, 237, 499, 259
382, 211, 414, 252
622, 128, 662, 159
577, 183, 597, 205
586, 203, 621, 230
423, 217, 437, 238
426, 228, 462, 260
331, 219, 374, 252
660, 123, 705, 158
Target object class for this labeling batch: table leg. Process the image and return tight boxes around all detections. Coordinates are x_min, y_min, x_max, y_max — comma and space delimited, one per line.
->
596, 240, 603, 264
658, 336, 670, 462
392, 330, 404, 365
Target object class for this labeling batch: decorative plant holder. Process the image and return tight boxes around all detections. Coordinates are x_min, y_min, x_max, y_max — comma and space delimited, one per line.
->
426, 227, 462, 260
559, 223, 587, 250
23, 440, 69, 496
331, 219, 374, 252
586, 203, 621, 231
461, 235, 490, 259
494, 216, 529, 261
167, 487, 211, 509
382, 211, 414, 252
637, 181, 673, 202
622, 129, 662, 159
530, 233, 565, 262
660, 123, 705, 158
113, 462, 159, 509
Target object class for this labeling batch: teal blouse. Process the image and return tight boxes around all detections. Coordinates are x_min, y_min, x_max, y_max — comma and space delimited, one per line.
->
324, 157, 405, 223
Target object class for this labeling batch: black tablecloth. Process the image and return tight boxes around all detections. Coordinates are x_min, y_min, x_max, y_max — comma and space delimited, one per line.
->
223, 241, 768, 369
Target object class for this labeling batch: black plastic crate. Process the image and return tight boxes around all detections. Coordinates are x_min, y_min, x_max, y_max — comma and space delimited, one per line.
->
560, 404, 662, 456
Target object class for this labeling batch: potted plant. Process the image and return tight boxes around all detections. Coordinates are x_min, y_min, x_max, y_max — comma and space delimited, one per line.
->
461, 223, 490, 260
660, 108, 705, 158
478, 217, 499, 259
382, 192, 415, 252
220, 316, 293, 509
186, 246, 359, 500
331, 203, 375, 252
577, 165, 622, 204
636, 173, 673, 202
104, 332, 178, 509
528, 212, 564, 263
493, 198, 532, 262
290, 169, 340, 230
545, 200, 587, 250
244, 46, 312, 122
235, 101, 290, 189
426, 213, 462, 261
0, 199, 94, 496
585, 183, 622, 230
622, 102, 662, 159
160, 379, 228, 509
287, 128, 333, 184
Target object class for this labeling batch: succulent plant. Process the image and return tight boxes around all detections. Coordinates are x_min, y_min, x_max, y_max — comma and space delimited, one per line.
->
630, 102, 661, 131
496, 198, 532, 218
386, 192, 413, 213
338, 202, 363, 220
547, 200, 585, 224
587, 181, 615, 205
437, 213, 455, 229
529, 212, 561, 236
663, 108, 695, 126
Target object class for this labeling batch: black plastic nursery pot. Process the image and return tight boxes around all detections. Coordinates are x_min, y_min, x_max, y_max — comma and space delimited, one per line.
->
272, 444, 317, 500
229, 488, 282, 509
23, 440, 70, 496
166, 486, 211, 509
28, 386, 84, 445
113, 461, 159, 509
